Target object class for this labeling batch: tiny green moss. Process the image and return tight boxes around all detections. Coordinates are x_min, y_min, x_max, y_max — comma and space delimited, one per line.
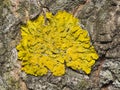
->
16, 11, 99, 76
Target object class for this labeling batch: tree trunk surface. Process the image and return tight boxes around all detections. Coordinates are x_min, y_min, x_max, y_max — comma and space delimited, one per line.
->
0, 0, 120, 90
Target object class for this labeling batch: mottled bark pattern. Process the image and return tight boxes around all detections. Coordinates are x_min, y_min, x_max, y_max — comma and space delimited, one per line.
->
0, 0, 120, 90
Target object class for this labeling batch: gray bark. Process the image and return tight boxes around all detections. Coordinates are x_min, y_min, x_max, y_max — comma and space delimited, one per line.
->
0, 0, 120, 90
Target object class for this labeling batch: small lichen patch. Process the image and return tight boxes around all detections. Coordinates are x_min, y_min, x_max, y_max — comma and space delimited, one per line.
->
16, 11, 99, 76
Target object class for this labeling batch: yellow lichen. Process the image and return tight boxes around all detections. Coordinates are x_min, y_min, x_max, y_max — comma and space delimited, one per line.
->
16, 11, 99, 76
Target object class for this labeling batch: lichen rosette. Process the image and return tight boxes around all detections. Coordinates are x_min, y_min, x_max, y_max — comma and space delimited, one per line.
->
16, 11, 99, 76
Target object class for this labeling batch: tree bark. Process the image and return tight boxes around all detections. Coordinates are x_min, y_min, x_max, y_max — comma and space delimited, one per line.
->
0, 0, 120, 90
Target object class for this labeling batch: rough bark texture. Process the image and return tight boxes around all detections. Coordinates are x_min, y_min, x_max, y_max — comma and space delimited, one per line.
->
0, 0, 120, 90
